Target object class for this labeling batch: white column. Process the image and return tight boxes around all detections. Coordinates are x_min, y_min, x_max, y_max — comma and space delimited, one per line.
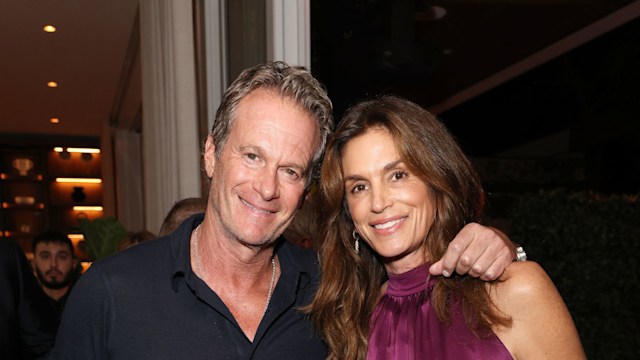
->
204, 0, 228, 131
266, 0, 310, 68
139, 0, 201, 234
113, 129, 145, 232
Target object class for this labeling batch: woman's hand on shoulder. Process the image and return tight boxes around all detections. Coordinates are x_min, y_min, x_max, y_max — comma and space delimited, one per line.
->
491, 261, 586, 360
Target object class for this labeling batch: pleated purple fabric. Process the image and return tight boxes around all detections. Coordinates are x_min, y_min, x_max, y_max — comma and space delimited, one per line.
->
367, 264, 512, 360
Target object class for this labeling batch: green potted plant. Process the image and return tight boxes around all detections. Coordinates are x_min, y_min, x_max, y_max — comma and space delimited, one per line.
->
78, 217, 127, 261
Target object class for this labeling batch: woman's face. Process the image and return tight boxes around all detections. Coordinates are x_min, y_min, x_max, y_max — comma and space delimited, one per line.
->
342, 127, 436, 274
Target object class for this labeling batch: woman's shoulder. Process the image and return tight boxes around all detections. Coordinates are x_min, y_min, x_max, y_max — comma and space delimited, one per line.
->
493, 261, 554, 298
489, 261, 586, 359
489, 260, 562, 316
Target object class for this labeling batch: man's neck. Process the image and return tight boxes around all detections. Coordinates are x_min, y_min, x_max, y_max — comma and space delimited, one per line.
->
43, 286, 69, 301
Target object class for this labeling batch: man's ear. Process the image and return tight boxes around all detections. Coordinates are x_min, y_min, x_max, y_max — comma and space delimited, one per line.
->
204, 134, 217, 178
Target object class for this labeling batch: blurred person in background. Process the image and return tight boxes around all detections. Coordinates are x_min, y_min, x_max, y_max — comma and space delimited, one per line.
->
117, 230, 157, 252
158, 197, 207, 237
31, 231, 78, 321
1, 239, 58, 359
283, 188, 321, 249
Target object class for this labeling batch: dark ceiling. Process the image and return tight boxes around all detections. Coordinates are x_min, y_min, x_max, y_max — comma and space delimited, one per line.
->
311, 0, 640, 194
445, 17, 640, 194
0, 0, 138, 138
311, 0, 636, 114
442, 17, 640, 154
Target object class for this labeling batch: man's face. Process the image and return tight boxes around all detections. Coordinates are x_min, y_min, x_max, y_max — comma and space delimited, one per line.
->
204, 89, 320, 247
33, 241, 76, 290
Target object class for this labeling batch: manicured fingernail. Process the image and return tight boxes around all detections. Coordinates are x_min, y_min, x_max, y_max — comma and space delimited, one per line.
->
442, 270, 450, 277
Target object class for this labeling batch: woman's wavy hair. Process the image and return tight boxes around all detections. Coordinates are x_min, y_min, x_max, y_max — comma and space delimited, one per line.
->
306, 95, 509, 359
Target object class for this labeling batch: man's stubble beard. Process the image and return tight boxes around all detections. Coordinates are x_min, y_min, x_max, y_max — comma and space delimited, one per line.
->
35, 267, 75, 290
211, 197, 295, 249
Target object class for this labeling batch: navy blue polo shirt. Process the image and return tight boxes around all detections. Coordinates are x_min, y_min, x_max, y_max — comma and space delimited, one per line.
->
50, 214, 328, 359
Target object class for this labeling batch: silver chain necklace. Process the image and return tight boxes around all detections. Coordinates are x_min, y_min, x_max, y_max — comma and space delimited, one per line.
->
191, 224, 276, 316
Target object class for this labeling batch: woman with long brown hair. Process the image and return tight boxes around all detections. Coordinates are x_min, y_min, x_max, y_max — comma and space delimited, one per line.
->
307, 95, 585, 359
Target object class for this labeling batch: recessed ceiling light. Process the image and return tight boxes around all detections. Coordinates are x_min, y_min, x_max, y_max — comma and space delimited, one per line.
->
47, 81, 58, 88
43, 25, 56, 33
50, 117, 60, 124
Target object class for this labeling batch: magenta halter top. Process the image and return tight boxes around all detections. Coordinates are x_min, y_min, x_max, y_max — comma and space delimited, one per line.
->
367, 264, 513, 359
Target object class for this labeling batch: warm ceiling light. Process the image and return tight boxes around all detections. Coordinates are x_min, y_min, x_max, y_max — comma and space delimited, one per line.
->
47, 81, 58, 88
43, 25, 57, 33
50, 117, 60, 124
55, 177, 102, 183
73, 206, 103, 211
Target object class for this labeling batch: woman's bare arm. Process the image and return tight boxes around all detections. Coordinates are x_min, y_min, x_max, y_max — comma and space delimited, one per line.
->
490, 261, 586, 360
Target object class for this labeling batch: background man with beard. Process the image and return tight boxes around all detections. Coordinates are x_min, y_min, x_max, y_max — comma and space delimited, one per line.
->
1, 239, 58, 359
31, 231, 79, 321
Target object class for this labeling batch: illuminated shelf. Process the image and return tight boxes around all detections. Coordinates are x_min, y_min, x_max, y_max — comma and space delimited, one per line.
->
0, 140, 103, 256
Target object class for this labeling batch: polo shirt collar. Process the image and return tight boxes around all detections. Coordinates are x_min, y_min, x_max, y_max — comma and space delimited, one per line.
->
169, 214, 312, 294
170, 213, 203, 292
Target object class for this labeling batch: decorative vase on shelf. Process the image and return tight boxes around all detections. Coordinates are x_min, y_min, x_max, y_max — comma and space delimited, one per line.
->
71, 186, 86, 202
12, 158, 33, 176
